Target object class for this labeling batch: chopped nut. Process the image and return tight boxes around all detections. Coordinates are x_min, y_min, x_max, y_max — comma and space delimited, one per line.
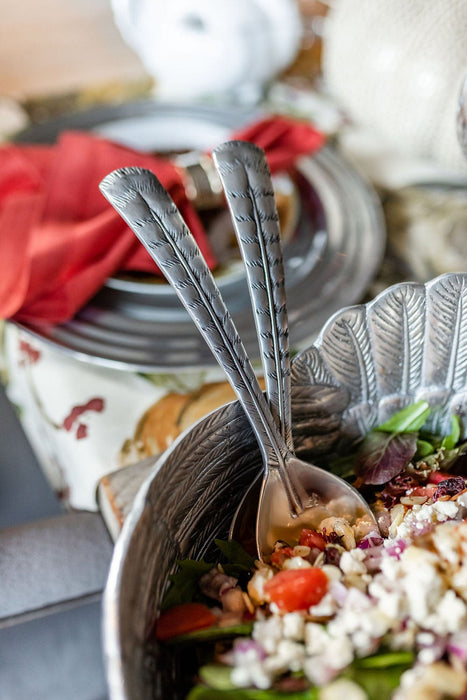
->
400, 496, 428, 506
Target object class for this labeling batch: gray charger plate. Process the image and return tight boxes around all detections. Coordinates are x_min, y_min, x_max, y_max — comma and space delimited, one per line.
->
16, 100, 385, 371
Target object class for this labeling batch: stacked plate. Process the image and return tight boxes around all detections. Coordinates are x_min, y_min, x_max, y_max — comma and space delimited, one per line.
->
17, 101, 385, 371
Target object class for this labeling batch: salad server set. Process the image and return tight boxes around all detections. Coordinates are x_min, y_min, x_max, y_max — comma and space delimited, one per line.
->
100, 140, 376, 559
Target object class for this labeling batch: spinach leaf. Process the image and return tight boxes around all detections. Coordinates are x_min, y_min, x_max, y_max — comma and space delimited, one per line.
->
215, 539, 256, 575
328, 453, 358, 480
167, 623, 253, 645
377, 400, 430, 433
161, 539, 255, 610
355, 431, 418, 485
161, 559, 214, 610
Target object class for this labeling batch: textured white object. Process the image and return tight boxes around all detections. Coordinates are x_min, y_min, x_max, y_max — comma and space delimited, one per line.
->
322, 0, 467, 170
110, 0, 302, 102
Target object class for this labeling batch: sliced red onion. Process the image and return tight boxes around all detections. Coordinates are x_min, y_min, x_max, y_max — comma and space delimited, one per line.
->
385, 539, 407, 559
233, 638, 267, 662
363, 546, 383, 572
411, 520, 435, 537
448, 631, 467, 664
329, 580, 349, 605
418, 632, 447, 661
357, 531, 384, 549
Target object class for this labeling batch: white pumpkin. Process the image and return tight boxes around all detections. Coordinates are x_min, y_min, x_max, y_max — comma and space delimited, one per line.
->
111, 0, 303, 102
322, 0, 467, 170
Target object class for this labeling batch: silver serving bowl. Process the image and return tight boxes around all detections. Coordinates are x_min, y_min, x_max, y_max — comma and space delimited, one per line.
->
103, 272, 467, 700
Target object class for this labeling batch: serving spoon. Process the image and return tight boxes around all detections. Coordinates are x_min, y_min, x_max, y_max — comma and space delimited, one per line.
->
212, 141, 294, 548
99, 155, 376, 559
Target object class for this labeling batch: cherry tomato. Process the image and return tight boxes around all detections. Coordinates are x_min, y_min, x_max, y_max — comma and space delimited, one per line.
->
155, 602, 217, 641
270, 546, 294, 568
408, 485, 437, 498
264, 568, 328, 612
428, 471, 453, 485
299, 529, 326, 551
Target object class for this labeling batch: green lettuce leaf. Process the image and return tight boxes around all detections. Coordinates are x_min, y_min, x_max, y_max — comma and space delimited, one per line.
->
344, 651, 414, 700
441, 414, 461, 450
377, 401, 431, 433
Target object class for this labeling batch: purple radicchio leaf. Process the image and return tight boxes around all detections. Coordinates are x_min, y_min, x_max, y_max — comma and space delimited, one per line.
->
355, 431, 418, 485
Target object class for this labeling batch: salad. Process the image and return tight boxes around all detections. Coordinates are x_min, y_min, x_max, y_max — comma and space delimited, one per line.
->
154, 402, 467, 699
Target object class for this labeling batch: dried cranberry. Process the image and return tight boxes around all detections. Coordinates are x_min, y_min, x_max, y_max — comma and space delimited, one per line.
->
321, 528, 343, 545
323, 545, 341, 566
380, 472, 420, 508
434, 476, 466, 500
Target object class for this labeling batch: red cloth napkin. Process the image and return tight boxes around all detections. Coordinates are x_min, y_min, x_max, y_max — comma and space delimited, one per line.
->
0, 116, 324, 324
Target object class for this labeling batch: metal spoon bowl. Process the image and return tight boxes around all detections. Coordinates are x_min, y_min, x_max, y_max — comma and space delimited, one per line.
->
100, 155, 376, 559
212, 141, 375, 549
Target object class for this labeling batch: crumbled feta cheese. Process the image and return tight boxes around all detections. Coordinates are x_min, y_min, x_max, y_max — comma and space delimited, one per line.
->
303, 655, 338, 686
326, 633, 354, 670
247, 566, 274, 606
452, 565, 467, 599
309, 592, 338, 618
394, 500, 461, 540
427, 589, 467, 635
230, 662, 272, 690
305, 622, 330, 656
340, 548, 367, 575
321, 564, 343, 582
368, 579, 405, 620
252, 616, 283, 654
282, 612, 305, 641
432, 521, 462, 567
399, 549, 445, 625
265, 639, 305, 673
282, 556, 312, 570
433, 500, 460, 520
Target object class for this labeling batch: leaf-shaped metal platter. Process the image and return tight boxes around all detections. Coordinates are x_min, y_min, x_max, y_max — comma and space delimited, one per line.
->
15, 101, 385, 372
103, 272, 467, 700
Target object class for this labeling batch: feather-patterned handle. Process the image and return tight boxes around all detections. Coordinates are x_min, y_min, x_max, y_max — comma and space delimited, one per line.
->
212, 141, 293, 451
99, 166, 288, 470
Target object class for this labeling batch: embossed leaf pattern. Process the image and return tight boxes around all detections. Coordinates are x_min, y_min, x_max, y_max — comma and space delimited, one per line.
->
369, 283, 425, 397
317, 305, 377, 406
292, 346, 337, 387
425, 274, 467, 392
